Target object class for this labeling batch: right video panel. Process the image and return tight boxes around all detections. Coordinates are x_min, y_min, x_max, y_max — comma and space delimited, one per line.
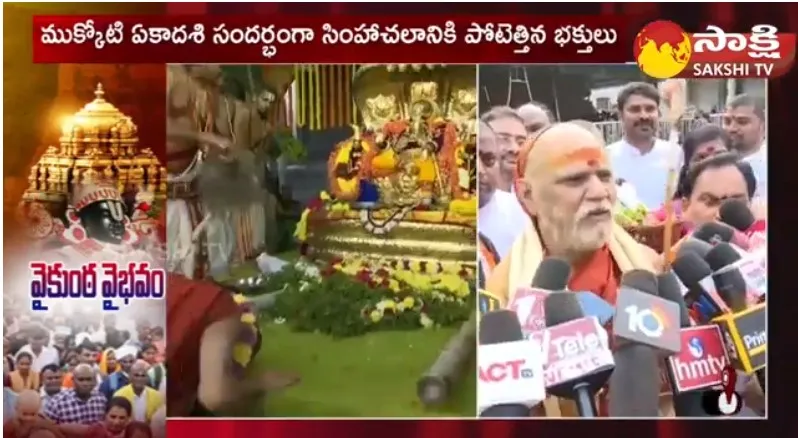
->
477, 64, 766, 418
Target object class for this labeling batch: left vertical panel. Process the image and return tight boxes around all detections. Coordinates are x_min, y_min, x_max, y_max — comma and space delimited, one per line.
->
4, 3, 168, 434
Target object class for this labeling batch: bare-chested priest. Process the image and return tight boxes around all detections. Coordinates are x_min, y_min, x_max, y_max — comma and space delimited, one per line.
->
485, 122, 664, 417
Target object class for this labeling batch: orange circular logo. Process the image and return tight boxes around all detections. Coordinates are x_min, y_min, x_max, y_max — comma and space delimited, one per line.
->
634, 20, 692, 79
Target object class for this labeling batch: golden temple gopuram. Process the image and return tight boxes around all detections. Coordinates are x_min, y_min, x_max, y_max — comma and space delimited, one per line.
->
23, 83, 166, 217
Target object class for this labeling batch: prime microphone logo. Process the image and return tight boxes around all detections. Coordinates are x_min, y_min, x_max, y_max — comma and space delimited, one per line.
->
666, 326, 729, 393
701, 365, 743, 416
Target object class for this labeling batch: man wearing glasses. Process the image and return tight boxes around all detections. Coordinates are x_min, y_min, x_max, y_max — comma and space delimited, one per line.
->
481, 106, 528, 193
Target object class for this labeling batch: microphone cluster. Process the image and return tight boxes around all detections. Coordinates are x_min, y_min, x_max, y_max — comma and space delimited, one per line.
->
477, 200, 766, 418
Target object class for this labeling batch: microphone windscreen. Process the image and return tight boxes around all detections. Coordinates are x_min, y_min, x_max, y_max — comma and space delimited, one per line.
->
657, 271, 690, 327
672, 253, 713, 287
531, 257, 572, 290
676, 238, 713, 259
607, 344, 661, 417
693, 222, 734, 244
713, 269, 748, 311
719, 199, 756, 232
620, 270, 659, 296
705, 242, 742, 271
479, 310, 524, 345
543, 292, 584, 327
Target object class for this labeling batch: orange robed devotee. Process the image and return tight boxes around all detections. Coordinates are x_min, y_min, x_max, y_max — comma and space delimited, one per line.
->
484, 122, 666, 417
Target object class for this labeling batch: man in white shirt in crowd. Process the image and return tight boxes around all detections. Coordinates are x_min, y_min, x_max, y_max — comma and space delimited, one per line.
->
482, 106, 528, 193
723, 94, 767, 200
607, 82, 683, 210
17, 325, 59, 373
477, 120, 530, 258
516, 101, 553, 137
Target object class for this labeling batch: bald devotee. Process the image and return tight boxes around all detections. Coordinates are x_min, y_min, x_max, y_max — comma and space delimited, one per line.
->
485, 122, 665, 417
167, 273, 300, 416
516, 101, 553, 137
477, 120, 530, 258
43, 364, 107, 435
113, 361, 163, 423
482, 106, 528, 193
4, 390, 65, 438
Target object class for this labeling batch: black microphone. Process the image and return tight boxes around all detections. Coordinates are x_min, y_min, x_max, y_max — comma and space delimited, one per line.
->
705, 243, 748, 312
692, 222, 735, 245
541, 292, 614, 418
676, 238, 714, 260
531, 257, 572, 290
478, 310, 544, 417
658, 271, 708, 417
693, 222, 752, 251
719, 199, 756, 233
608, 270, 668, 417
672, 253, 728, 322
508, 257, 572, 334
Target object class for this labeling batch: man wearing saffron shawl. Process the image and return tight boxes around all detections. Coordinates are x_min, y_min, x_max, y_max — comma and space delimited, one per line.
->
166, 273, 299, 416
485, 122, 664, 417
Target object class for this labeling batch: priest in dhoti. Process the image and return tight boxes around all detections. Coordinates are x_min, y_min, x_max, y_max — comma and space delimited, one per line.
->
485, 122, 665, 417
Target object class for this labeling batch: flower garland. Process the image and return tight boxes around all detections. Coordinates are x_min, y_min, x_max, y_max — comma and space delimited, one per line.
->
294, 191, 350, 243
231, 293, 260, 371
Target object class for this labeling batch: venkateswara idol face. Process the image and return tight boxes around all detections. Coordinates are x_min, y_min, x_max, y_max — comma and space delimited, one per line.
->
78, 200, 127, 244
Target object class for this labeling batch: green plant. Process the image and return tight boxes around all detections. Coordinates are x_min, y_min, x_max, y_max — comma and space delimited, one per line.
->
272, 130, 308, 163
262, 264, 473, 338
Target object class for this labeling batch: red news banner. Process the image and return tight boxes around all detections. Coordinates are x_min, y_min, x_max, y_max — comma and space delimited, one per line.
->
32, 15, 629, 63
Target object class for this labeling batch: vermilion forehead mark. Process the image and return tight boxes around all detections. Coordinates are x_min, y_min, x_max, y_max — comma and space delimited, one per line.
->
549, 148, 608, 169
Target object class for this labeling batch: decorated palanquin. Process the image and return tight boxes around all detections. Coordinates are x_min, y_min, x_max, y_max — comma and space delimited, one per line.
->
302, 65, 477, 271
17, 84, 166, 255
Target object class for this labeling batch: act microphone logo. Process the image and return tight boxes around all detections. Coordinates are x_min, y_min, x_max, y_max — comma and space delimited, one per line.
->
666, 326, 730, 393
701, 365, 743, 416
478, 359, 536, 383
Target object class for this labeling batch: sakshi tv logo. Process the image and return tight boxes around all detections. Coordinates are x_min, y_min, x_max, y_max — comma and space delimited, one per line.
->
633, 20, 796, 79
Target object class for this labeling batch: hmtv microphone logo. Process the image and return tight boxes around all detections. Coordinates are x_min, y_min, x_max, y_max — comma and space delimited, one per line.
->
666, 326, 730, 393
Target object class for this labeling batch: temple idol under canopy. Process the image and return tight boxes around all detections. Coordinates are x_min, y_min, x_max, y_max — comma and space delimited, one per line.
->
300, 65, 477, 272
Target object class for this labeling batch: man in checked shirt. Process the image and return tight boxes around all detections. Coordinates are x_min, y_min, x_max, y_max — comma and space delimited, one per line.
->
43, 364, 107, 436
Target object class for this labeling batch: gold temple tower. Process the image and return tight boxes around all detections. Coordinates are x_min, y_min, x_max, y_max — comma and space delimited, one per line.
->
23, 83, 166, 216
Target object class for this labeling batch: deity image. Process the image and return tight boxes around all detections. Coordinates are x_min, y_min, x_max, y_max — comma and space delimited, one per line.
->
16, 84, 166, 265
302, 65, 478, 271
